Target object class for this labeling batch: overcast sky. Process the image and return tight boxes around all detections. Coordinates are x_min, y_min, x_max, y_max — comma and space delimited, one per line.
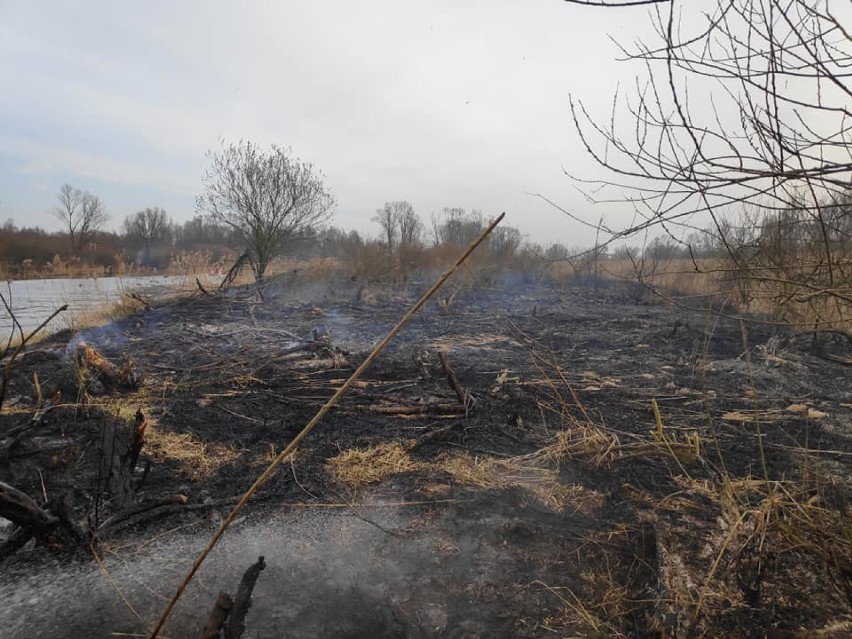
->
0, 0, 654, 246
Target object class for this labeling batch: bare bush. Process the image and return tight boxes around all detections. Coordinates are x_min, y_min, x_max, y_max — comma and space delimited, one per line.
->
563, 0, 851, 327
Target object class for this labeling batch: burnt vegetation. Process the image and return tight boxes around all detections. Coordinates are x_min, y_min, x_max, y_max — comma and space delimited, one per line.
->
1, 242, 850, 637
0, 1, 850, 637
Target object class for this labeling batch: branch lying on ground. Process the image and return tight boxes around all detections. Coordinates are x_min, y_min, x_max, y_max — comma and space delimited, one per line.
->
76, 344, 142, 392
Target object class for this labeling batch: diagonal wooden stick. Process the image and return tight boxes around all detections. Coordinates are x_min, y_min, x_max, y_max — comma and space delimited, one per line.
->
149, 212, 506, 637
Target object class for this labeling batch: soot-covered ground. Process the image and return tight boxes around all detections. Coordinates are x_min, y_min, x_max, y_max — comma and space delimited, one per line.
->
1, 274, 850, 638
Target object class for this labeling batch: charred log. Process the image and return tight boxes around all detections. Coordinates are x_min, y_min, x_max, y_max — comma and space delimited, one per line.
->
76, 345, 142, 392
0, 483, 89, 562
99, 409, 150, 513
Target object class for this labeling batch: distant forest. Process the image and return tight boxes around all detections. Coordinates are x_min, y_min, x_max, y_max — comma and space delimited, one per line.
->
0, 202, 771, 281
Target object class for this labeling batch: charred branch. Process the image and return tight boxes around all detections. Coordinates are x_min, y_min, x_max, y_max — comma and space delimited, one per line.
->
198, 592, 233, 639
196, 556, 266, 639
0, 480, 59, 531
223, 556, 266, 639
97, 494, 188, 534
220, 250, 252, 291
0, 483, 89, 562
196, 276, 213, 297
438, 351, 474, 414
366, 402, 466, 416
76, 344, 142, 392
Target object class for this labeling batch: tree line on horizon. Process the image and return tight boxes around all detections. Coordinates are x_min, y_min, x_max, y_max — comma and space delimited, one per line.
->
3, 179, 840, 283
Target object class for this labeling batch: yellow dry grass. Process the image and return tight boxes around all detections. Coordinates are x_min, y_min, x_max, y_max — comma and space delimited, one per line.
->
325, 437, 605, 512
438, 451, 604, 513
528, 424, 620, 468
146, 427, 242, 476
326, 441, 423, 486
603, 257, 724, 297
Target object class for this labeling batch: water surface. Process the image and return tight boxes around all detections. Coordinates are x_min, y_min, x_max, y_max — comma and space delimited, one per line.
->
0, 275, 199, 338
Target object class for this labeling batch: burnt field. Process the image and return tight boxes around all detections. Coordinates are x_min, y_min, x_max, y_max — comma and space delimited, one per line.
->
1, 275, 851, 638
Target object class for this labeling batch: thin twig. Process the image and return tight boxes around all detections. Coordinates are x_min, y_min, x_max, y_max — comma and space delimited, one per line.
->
90, 542, 149, 633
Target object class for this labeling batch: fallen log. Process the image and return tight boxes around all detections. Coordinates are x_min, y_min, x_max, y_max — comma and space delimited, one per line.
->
76, 344, 142, 391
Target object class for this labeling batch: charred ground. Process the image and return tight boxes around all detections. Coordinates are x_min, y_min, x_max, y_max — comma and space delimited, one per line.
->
1, 275, 850, 638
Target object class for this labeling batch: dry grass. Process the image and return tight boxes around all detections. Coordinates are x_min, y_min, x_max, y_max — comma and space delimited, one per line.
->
145, 427, 242, 477
325, 438, 605, 512
533, 392, 700, 470
326, 441, 423, 486
603, 257, 724, 298
517, 334, 852, 635
437, 451, 601, 512
534, 575, 634, 638
601, 256, 852, 331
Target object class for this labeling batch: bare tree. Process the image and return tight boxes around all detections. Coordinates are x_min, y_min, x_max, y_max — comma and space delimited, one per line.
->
372, 201, 423, 252
53, 183, 108, 256
488, 225, 523, 256
123, 207, 171, 266
196, 140, 336, 283
398, 203, 423, 247
432, 208, 485, 246
562, 0, 851, 325
372, 202, 400, 254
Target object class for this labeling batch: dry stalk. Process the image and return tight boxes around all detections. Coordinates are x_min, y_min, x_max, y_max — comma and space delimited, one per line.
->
148, 212, 506, 638
90, 542, 149, 633
532, 579, 628, 638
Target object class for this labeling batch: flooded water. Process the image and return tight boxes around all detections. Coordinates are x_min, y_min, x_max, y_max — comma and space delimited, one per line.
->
0, 275, 202, 337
